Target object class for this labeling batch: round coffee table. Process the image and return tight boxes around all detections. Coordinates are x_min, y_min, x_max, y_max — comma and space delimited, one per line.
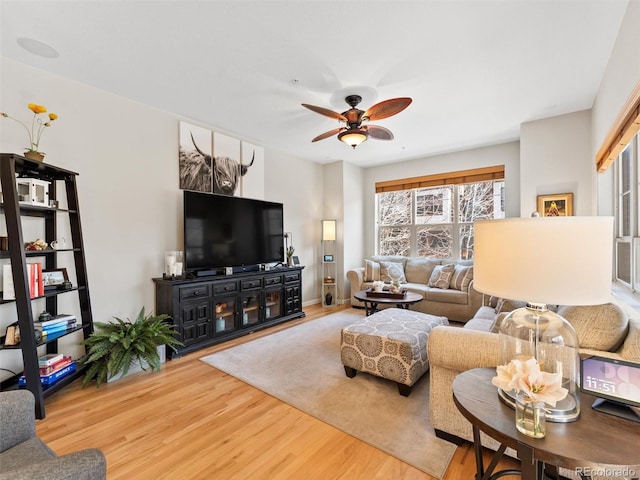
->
353, 289, 423, 316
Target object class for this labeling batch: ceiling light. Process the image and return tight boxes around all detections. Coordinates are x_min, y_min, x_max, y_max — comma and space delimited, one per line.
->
338, 129, 368, 149
17, 38, 59, 58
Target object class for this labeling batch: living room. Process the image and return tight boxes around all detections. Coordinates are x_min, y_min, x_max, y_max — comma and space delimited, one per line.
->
1, 1, 639, 479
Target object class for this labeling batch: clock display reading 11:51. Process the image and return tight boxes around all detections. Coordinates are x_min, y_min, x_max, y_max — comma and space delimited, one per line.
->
581, 356, 640, 406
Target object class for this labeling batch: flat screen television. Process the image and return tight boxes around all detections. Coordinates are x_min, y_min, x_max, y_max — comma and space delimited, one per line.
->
184, 191, 284, 274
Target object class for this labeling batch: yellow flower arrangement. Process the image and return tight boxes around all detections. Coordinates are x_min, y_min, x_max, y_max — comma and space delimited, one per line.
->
1, 103, 59, 155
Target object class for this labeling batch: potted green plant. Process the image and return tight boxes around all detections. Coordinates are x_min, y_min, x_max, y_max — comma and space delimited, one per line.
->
81, 307, 182, 387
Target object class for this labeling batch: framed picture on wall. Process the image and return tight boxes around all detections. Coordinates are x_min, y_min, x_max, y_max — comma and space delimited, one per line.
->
537, 193, 574, 217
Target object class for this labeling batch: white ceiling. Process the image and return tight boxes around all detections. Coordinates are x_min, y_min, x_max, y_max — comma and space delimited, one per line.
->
0, 0, 630, 167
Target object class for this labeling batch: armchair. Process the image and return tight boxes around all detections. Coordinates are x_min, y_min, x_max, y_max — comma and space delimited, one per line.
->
0, 390, 106, 480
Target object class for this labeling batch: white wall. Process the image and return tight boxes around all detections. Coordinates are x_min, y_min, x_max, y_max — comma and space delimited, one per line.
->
322, 161, 344, 302
318, 160, 365, 304
593, 0, 640, 216
264, 147, 324, 304
342, 162, 364, 302
361, 141, 521, 257
0, 57, 323, 329
520, 110, 595, 216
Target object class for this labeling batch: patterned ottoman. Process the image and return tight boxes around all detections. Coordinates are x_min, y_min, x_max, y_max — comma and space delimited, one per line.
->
340, 308, 448, 396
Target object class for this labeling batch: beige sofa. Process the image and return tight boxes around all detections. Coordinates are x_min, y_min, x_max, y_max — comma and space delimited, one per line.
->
347, 255, 483, 322
427, 296, 640, 451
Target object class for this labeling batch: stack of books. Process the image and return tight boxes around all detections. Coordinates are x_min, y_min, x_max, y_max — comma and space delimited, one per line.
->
2, 262, 44, 300
19, 353, 76, 387
34, 314, 77, 338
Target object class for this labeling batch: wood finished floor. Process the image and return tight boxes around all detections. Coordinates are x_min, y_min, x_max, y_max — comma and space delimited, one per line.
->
36, 304, 520, 479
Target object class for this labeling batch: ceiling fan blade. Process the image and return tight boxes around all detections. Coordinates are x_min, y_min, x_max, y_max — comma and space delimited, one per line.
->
364, 97, 412, 121
367, 125, 394, 141
302, 103, 347, 122
312, 127, 344, 142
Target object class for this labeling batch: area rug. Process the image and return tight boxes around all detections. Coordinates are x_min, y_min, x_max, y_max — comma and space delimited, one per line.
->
200, 311, 456, 478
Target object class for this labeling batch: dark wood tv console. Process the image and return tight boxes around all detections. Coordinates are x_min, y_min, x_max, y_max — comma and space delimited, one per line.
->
153, 266, 304, 357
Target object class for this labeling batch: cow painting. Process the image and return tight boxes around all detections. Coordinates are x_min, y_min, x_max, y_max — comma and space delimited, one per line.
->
178, 131, 254, 196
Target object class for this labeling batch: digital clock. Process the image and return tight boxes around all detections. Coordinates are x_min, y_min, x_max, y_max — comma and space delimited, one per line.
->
580, 355, 640, 422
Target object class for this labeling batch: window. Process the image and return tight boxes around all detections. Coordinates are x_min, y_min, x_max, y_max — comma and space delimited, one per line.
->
377, 179, 505, 259
614, 132, 639, 292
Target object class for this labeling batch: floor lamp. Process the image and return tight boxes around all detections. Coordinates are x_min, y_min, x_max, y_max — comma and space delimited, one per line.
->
322, 220, 337, 306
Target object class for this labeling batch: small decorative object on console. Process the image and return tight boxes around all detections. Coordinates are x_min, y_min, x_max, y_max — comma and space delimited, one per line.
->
286, 246, 295, 266
164, 251, 184, 277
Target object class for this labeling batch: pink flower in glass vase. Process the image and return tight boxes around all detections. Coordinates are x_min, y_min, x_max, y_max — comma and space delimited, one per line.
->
492, 357, 568, 407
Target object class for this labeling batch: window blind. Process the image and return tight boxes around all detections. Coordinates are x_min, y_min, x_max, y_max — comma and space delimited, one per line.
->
596, 81, 640, 173
375, 165, 504, 193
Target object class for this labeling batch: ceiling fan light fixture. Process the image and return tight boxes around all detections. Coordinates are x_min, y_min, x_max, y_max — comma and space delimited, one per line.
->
338, 129, 368, 149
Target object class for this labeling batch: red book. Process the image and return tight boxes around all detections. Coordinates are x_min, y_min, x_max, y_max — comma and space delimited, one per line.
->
36, 263, 43, 297
28, 263, 36, 299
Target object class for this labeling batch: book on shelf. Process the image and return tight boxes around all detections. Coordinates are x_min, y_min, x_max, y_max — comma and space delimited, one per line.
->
2, 264, 15, 300
19, 361, 76, 387
39, 355, 73, 376
1, 263, 43, 299
38, 353, 64, 366
34, 314, 77, 328
27, 262, 44, 298
38, 322, 77, 336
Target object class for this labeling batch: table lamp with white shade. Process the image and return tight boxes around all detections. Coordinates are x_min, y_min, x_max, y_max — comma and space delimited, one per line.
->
473, 216, 614, 422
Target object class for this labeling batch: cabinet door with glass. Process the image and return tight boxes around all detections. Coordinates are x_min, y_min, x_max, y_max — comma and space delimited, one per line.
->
240, 291, 261, 328
263, 287, 283, 322
212, 296, 237, 336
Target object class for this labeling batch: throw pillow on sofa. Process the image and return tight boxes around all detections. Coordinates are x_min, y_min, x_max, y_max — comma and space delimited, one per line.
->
428, 264, 455, 289
404, 258, 441, 284
449, 264, 473, 291
364, 259, 381, 282
379, 261, 407, 283
557, 303, 629, 352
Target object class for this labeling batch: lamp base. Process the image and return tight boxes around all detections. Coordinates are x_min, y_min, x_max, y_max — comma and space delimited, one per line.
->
498, 387, 579, 423
498, 304, 581, 423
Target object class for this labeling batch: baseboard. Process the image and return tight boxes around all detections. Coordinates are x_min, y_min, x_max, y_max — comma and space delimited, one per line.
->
304, 298, 354, 307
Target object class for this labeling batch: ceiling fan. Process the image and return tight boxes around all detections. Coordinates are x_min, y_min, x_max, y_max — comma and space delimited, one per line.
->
302, 95, 412, 149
